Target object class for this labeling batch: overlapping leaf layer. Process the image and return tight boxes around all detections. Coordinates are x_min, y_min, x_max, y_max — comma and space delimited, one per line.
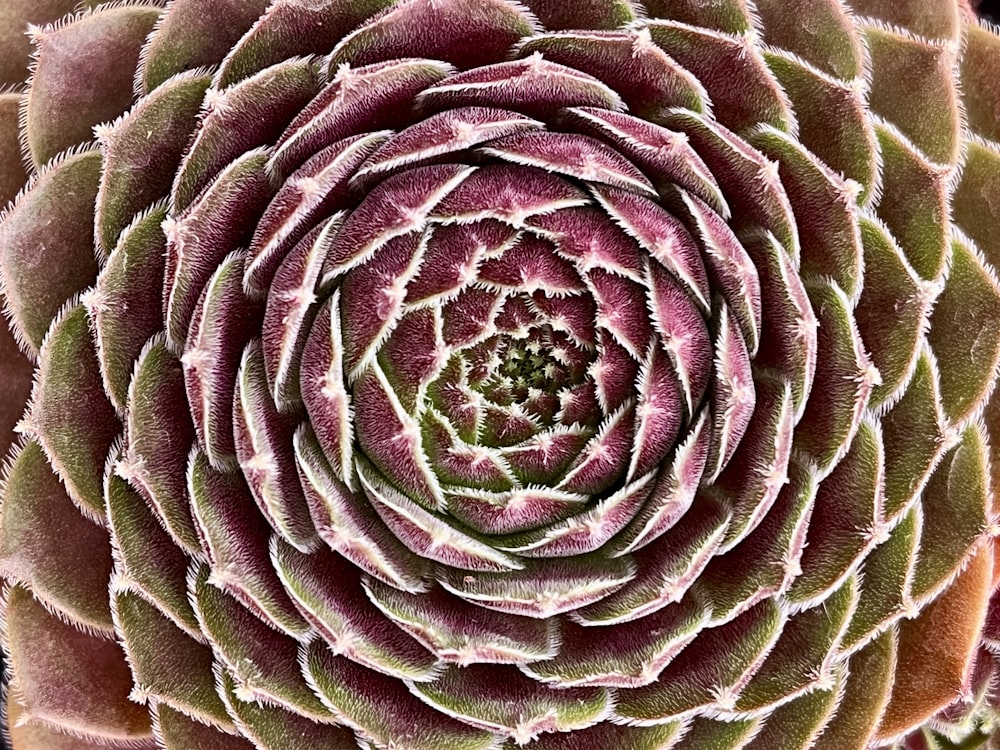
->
2, 1, 1000, 749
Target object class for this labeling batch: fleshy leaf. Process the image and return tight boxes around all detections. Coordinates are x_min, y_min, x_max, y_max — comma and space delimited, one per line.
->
953, 140, 1000, 277
0, 295, 33, 460
249, 133, 380, 295
182, 253, 263, 469
24, 5, 160, 166
25, 303, 119, 519
445, 485, 589, 537
613, 598, 782, 721
359, 459, 521, 572
669, 718, 761, 750
260, 219, 340, 409
165, 151, 271, 353
305, 643, 499, 750
95, 71, 210, 254
643, 263, 711, 421
577, 493, 729, 624
864, 24, 960, 166
522, 595, 707, 687
813, 630, 896, 750
517, 30, 708, 121
698, 459, 815, 622
876, 544, 993, 741
439, 556, 635, 618
187, 448, 310, 638
0, 0, 98, 87
122, 336, 202, 556
874, 125, 949, 282
749, 126, 862, 299
710, 377, 795, 550
138, 0, 270, 92
106, 471, 200, 638
4, 585, 152, 744
234, 340, 318, 550
483, 131, 656, 197
115, 588, 232, 728
300, 294, 357, 490
764, 50, 877, 202
742, 676, 840, 750
788, 420, 882, 606
365, 578, 557, 665
90, 206, 169, 412
295, 424, 432, 593
416, 55, 624, 123
504, 722, 683, 750
733, 575, 856, 712
792, 280, 874, 473
644, 0, 752, 33
354, 107, 539, 188
190, 564, 333, 720
0, 439, 113, 632
6, 698, 153, 750
909, 424, 991, 604
680, 191, 760, 354
607, 411, 712, 556
216, 0, 397, 87
928, 237, 1000, 426
854, 217, 931, 409
851, 0, 960, 40
842, 507, 919, 654
329, 0, 537, 71
961, 25, 1000, 143
646, 21, 793, 135
171, 58, 320, 212
273, 58, 453, 176
664, 111, 798, 258
740, 231, 816, 418
500, 472, 654, 558
324, 163, 472, 283
591, 184, 710, 312
0, 149, 101, 355
354, 365, 449, 511
563, 108, 726, 213
340, 232, 429, 379
0, 92, 28, 206
880, 350, 946, 519
705, 304, 755, 482
217, 671, 356, 750
411, 664, 610, 743
153, 704, 250, 750
522, 0, 635, 30
273, 538, 441, 681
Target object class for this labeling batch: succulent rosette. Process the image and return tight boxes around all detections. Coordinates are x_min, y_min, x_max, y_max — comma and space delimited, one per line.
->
3, 0, 1000, 748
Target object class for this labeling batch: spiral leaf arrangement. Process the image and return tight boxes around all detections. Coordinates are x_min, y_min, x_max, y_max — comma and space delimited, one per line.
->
2, 1, 1000, 748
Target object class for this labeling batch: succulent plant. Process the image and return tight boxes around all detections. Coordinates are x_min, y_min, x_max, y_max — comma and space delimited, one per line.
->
3, 0, 1000, 748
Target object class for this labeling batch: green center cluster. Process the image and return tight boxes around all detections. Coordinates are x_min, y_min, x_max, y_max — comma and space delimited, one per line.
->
485, 325, 589, 413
